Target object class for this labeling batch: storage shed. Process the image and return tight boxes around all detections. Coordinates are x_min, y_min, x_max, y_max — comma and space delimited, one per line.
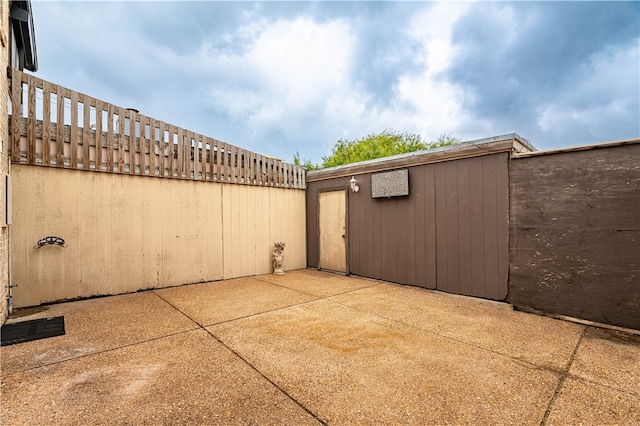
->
306, 133, 534, 301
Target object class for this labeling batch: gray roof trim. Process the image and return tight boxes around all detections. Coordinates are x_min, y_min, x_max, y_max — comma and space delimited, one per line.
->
307, 133, 535, 181
512, 138, 640, 159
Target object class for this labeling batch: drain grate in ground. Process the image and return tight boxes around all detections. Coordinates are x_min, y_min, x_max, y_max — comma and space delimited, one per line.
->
1, 316, 65, 346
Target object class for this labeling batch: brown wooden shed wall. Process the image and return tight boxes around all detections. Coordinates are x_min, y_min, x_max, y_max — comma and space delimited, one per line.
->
307, 152, 510, 300
509, 142, 640, 330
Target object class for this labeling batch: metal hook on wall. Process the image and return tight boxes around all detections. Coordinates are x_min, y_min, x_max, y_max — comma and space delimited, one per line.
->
33, 236, 67, 249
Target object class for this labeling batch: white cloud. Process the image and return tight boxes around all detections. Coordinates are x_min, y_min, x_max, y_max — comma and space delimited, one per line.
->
379, 2, 477, 140
408, 2, 470, 72
203, 17, 357, 142
248, 18, 353, 100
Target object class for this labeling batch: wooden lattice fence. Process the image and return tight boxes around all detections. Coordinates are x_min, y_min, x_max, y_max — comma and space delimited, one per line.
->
8, 68, 305, 188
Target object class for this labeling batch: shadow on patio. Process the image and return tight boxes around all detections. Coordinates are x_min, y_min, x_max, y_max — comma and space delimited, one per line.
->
1, 269, 638, 425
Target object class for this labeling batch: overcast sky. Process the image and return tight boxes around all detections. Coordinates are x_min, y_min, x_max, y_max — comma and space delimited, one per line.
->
30, 1, 639, 163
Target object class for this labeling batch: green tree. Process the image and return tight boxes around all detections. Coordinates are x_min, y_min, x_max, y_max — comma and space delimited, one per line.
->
322, 130, 458, 168
430, 133, 460, 148
292, 130, 459, 170
292, 151, 321, 170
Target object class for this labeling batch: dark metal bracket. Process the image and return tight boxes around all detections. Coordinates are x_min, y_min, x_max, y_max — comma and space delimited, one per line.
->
34, 236, 67, 249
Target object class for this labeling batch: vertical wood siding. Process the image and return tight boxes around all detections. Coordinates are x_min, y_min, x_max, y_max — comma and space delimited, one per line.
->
509, 143, 640, 330
11, 165, 306, 308
306, 152, 509, 300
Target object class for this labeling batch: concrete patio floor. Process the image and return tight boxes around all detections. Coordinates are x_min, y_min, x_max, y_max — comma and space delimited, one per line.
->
1, 269, 638, 425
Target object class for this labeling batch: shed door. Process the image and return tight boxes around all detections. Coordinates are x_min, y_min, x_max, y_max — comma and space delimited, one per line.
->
319, 190, 347, 273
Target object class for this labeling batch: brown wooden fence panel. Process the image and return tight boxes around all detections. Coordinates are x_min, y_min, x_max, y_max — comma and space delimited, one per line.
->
272, 159, 277, 186
116, 106, 124, 172
222, 142, 228, 182
274, 162, 280, 187
256, 153, 261, 185
509, 143, 640, 330
42, 81, 51, 165
176, 127, 185, 179
196, 132, 202, 179
95, 100, 102, 170
55, 87, 65, 167
268, 158, 274, 186
27, 77, 36, 164
237, 148, 243, 183
158, 121, 167, 177
211, 137, 217, 181
242, 149, 248, 184
245, 150, 252, 184
188, 131, 196, 179
191, 131, 197, 179
129, 110, 137, 175
69, 90, 79, 169
106, 103, 114, 171
230, 145, 237, 183
190, 131, 196, 179
153, 119, 159, 176
217, 142, 224, 181
228, 144, 234, 183
202, 135, 209, 181
198, 133, 205, 180
144, 116, 153, 176
82, 95, 91, 170
168, 125, 176, 177
11, 70, 22, 162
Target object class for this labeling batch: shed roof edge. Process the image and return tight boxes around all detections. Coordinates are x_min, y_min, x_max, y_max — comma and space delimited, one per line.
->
511, 138, 640, 159
307, 133, 531, 182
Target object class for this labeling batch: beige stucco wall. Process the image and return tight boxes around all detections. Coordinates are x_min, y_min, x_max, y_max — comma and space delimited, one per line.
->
11, 164, 306, 308
1, 0, 10, 323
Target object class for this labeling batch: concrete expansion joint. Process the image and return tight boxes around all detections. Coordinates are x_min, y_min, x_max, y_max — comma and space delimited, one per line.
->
563, 372, 640, 398
205, 298, 323, 328
152, 289, 328, 425
539, 327, 587, 426
202, 326, 328, 426
152, 290, 203, 327
251, 275, 381, 299
3, 328, 199, 376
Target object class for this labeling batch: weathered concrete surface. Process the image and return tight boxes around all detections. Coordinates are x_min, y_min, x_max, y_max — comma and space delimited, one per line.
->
209, 299, 559, 425
154, 276, 318, 326
328, 283, 584, 370
2, 269, 638, 425
1, 292, 197, 375
1, 330, 320, 425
